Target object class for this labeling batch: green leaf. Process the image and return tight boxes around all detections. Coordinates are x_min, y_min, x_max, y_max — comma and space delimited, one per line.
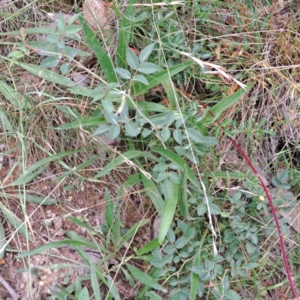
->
79, 14, 118, 83
104, 109, 118, 124
161, 127, 170, 142
175, 236, 188, 249
105, 189, 113, 229
107, 276, 122, 300
64, 24, 82, 34
78, 287, 89, 300
141, 173, 164, 216
117, 0, 137, 69
191, 252, 200, 300
16, 194, 58, 205
161, 179, 173, 200
127, 48, 139, 70
108, 124, 120, 140
175, 118, 183, 128
152, 148, 197, 187
0, 79, 27, 108
202, 136, 218, 146
163, 245, 176, 255
271, 177, 280, 187
57, 12, 65, 31
91, 265, 102, 300
178, 166, 189, 218
142, 128, 152, 137
139, 43, 156, 63
95, 150, 158, 178
137, 239, 161, 256
137, 102, 169, 113
68, 13, 81, 25
0, 202, 29, 240
57, 40, 65, 49
125, 121, 141, 136
278, 169, 289, 182
167, 230, 176, 243
40, 56, 60, 68
138, 62, 161, 74
16, 62, 75, 87
168, 171, 180, 183
205, 259, 213, 271
204, 170, 244, 180
205, 83, 253, 124
150, 258, 164, 268
126, 263, 167, 293
228, 290, 241, 300
117, 173, 141, 199
133, 74, 149, 85
114, 68, 131, 80
120, 219, 149, 246
131, 60, 193, 97
242, 262, 259, 270
197, 204, 206, 216
0, 222, 7, 259
161, 78, 177, 109
0, 27, 58, 37
60, 63, 69, 75
102, 99, 114, 113
8, 50, 24, 59
177, 220, 188, 233
146, 291, 162, 300
250, 233, 258, 244
164, 112, 175, 127
94, 124, 111, 135
8, 149, 80, 187
158, 183, 179, 244
173, 129, 182, 144
74, 245, 112, 293
186, 128, 205, 143
46, 35, 59, 43
65, 231, 91, 245
67, 217, 94, 233
157, 171, 168, 182
16, 239, 97, 258
209, 203, 221, 215
246, 241, 256, 255
28, 41, 89, 58
120, 266, 136, 288
153, 162, 167, 172
6, 166, 47, 187
119, 103, 129, 122
57, 117, 105, 130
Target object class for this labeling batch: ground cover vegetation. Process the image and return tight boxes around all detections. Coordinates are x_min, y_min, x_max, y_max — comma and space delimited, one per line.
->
0, 0, 300, 299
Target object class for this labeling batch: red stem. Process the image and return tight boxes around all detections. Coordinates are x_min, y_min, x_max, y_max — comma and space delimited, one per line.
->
230, 138, 297, 298
199, 100, 297, 298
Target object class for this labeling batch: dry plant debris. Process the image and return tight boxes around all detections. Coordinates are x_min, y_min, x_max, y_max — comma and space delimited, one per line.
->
82, 0, 115, 30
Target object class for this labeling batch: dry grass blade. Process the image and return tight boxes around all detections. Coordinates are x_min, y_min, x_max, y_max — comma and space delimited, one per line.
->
181, 51, 247, 90
0, 274, 19, 300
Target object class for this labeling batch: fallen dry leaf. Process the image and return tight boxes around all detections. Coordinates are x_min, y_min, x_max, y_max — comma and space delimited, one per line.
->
71, 72, 91, 87
83, 0, 115, 30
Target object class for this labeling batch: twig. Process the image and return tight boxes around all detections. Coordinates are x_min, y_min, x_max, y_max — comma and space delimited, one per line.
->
0, 274, 20, 300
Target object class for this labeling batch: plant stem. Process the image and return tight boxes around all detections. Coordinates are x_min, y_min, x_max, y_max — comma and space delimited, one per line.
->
197, 98, 298, 298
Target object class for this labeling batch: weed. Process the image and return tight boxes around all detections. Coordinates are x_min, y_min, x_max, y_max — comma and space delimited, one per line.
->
0, 1, 299, 299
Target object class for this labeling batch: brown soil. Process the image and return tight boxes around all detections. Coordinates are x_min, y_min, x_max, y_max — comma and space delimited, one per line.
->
0, 159, 152, 299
